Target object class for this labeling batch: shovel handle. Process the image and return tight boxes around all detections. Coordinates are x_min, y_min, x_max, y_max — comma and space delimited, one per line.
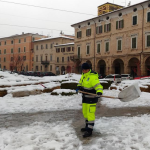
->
78, 90, 118, 99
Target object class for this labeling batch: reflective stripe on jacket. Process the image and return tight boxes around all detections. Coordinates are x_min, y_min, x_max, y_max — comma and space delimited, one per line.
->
77, 70, 103, 96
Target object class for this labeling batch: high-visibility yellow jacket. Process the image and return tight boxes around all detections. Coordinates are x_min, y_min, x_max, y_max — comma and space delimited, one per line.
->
77, 70, 103, 96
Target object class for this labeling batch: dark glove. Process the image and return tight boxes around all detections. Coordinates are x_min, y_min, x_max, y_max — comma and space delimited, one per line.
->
97, 92, 102, 97
76, 86, 83, 93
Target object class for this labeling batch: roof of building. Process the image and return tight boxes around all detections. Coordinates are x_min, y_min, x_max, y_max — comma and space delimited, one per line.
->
54, 42, 74, 47
0, 33, 45, 40
97, 2, 124, 8
34, 35, 74, 42
71, 0, 149, 26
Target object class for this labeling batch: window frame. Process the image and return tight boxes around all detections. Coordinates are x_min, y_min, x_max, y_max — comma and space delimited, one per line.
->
132, 15, 138, 25
96, 43, 101, 53
86, 45, 90, 55
105, 41, 109, 52
147, 11, 150, 22
77, 31, 82, 38
131, 36, 137, 49
117, 39, 122, 51
86, 28, 91, 37
96, 25, 103, 34
77, 46, 80, 56
104, 23, 111, 32
146, 34, 150, 47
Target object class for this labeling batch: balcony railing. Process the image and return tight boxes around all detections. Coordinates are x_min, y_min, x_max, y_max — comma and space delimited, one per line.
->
41, 61, 50, 65
70, 55, 82, 61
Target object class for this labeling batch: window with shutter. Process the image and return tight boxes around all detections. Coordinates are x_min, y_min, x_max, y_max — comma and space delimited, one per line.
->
77, 31, 82, 38
86, 45, 90, 54
117, 40, 122, 51
105, 42, 109, 52
132, 37, 137, 48
97, 43, 101, 53
147, 12, 150, 22
133, 16, 137, 25
147, 35, 150, 47
86, 29, 91, 36
78, 47, 80, 56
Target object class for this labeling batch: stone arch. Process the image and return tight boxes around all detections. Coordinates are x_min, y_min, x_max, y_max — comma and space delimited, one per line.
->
61, 66, 65, 75
145, 57, 150, 76
97, 59, 106, 76
112, 59, 124, 74
128, 57, 140, 78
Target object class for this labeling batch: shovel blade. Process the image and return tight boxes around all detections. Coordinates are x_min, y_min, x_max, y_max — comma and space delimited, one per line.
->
118, 82, 141, 102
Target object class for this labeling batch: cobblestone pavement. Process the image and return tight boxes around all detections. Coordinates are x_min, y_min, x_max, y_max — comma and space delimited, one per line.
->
0, 102, 150, 145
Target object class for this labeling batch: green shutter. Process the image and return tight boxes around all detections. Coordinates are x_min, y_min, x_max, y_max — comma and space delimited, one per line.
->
147, 12, 150, 22
90, 29, 91, 35
147, 35, 150, 47
101, 25, 103, 33
80, 31, 82, 38
118, 40, 121, 50
116, 21, 118, 29
109, 23, 111, 31
104, 24, 106, 32
86, 29, 88, 36
77, 32, 78, 38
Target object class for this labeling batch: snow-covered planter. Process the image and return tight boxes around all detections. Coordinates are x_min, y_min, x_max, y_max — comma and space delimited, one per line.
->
43, 86, 60, 93
61, 81, 78, 90
140, 84, 150, 93
100, 80, 112, 89
51, 89, 76, 96
0, 90, 7, 97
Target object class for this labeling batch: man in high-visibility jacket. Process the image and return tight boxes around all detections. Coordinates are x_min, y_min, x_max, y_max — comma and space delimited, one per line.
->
76, 63, 103, 138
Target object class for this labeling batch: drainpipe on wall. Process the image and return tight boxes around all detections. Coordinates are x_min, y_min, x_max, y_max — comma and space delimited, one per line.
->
139, 4, 144, 78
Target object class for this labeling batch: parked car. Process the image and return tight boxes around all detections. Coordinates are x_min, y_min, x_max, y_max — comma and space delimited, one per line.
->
121, 74, 133, 80
26, 71, 34, 76
98, 74, 106, 79
104, 74, 122, 83
33, 71, 42, 77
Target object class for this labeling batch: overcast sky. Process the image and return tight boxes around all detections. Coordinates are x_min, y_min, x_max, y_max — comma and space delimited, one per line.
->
0, 0, 145, 38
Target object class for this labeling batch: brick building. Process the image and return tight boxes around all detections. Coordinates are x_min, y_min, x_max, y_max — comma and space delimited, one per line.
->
71, 1, 150, 77
0, 33, 46, 71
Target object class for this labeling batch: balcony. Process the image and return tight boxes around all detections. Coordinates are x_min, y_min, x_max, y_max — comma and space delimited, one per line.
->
70, 55, 82, 61
41, 61, 50, 65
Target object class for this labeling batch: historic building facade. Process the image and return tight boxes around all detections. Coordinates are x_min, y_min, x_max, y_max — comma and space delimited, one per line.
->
33, 36, 74, 74
0, 33, 46, 71
71, 1, 150, 77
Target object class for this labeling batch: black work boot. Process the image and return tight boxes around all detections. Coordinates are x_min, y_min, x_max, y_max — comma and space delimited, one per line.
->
83, 128, 93, 138
81, 120, 88, 132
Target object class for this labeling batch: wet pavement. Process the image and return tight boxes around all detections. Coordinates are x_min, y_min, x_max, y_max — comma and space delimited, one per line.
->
0, 102, 150, 145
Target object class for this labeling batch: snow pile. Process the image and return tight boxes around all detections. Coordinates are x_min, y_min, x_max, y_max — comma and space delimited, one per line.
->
52, 89, 76, 94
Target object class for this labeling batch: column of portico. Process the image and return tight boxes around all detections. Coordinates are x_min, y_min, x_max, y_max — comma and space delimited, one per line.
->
106, 57, 111, 75
141, 53, 145, 76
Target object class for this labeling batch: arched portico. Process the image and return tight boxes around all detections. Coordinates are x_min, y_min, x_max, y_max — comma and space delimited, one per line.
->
97, 60, 106, 76
61, 66, 65, 74
145, 57, 150, 76
128, 57, 140, 78
112, 59, 124, 74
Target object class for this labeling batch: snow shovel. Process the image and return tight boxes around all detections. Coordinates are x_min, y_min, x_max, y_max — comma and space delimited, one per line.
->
79, 82, 141, 102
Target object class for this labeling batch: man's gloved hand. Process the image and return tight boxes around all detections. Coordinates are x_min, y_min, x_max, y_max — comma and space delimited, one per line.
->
97, 92, 102, 97
76, 86, 83, 93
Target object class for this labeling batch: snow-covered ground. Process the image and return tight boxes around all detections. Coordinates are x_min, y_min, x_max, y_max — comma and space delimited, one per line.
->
1, 71, 150, 149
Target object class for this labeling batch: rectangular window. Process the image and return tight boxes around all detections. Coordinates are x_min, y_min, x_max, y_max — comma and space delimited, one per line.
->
19, 39, 21, 43
57, 57, 59, 62
77, 47, 80, 56
147, 35, 150, 47
11, 57, 13, 61
86, 45, 90, 54
11, 48, 13, 53
41, 55, 43, 61
62, 57, 64, 62
61, 48, 65, 52
41, 45, 43, 49
133, 16, 137, 25
96, 25, 103, 34
50, 43, 53, 49
132, 37, 137, 49
0, 42, 1, 45
86, 29, 91, 36
116, 20, 124, 29
77, 31, 82, 38
4, 41, 6, 45
0, 58, 1, 62
117, 40, 122, 51
23, 56, 26, 60
147, 12, 150, 22
36, 66, 38, 71
105, 42, 109, 52
24, 47, 26, 52
24, 38, 26, 42
0, 50, 1, 54
11, 40, 13, 44
104, 23, 111, 32
46, 44, 48, 49
36, 45, 38, 50
72, 47, 74, 51
4, 57, 6, 62
67, 56, 70, 62
50, 55, 52, 61
36, 55, 38, 62
41, 66, 42, 71
18, 48, 21, 53
4, 49, 6, 54
50, 65, 52, 71
97, 43, 101, 53
66, 47, 71, 52
56, 48, 60, 53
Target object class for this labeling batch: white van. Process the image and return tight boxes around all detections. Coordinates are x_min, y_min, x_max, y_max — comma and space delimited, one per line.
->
121, 74, 133, 80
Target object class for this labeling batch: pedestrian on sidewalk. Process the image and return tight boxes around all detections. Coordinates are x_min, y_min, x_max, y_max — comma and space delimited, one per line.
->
76, 62, 103, 138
